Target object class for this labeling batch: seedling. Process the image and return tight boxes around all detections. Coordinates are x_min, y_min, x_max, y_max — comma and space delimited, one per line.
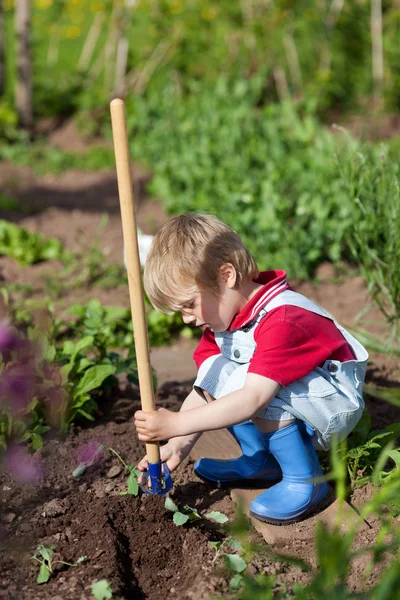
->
109, 447, 141, 496
91, 579, 113, 599
72, 444, 141, 496
210, 536, 247, 590
165, 497, 228, 527
31, 544, 86, 584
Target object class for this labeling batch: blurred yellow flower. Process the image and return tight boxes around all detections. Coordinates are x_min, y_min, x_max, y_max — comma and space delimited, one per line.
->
72, 0, 82, 4
36, 0, 53, 8
4, 0, 15, 10
65, 25, 82, 38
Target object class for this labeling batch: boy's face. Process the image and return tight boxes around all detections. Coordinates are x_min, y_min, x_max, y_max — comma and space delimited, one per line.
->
179, 265, 241, 332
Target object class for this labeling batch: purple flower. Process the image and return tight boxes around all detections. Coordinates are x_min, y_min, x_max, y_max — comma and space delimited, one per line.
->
0, 323, 20, 353
4, 444, 42, 484
73, 441, 105, 477
0, 365, 35, 412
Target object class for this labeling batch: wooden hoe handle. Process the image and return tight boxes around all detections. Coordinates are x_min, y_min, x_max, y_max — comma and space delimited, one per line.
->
110, 98, 160, 466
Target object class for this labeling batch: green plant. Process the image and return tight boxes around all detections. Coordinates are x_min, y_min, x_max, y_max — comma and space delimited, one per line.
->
109, 447, 142, 496
126, 85, 356, 279
91, 579, 113, 600
210, 536, 247, 590
343, 142, 400, 341
343, 411, 400, 487
0, 194, 19, 212
72, 444, 141, 497
164, 496, 228, 527
0, 220, 71, 265
56, 335, 117, 432
31, 544, 86, 584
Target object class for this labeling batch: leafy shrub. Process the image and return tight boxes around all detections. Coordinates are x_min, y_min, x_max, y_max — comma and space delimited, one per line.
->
0, 220, 70, 265
125, 82, 354, 278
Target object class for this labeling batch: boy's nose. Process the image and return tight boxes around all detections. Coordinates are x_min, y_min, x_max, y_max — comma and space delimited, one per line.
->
181, 312, 195, 324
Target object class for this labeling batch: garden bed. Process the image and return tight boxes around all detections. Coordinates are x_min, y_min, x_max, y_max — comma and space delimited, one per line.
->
0, 159, 400, 599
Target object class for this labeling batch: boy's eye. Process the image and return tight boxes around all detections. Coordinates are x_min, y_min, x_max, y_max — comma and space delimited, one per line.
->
183, 301, 195, 310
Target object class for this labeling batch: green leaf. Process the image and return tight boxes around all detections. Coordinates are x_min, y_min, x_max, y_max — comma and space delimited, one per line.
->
91, 579, 113, 600
74, 365, 116, 397
229, 573, 245, 590
224, 554, 247, 573
209, 541, 222, 550
182, 505, 201, 520
127, 472, 139, 495
204, 511, 228, 524
38, 544, 55, 563
77, 408, 95, 421
225, 537, 243, 552
69, 336, 94, 364
128, 465, 141, 478
164, 497, 179, 512
76, 555, 87, 564
37, 562, 50, 584
77, 357, 94, 373
32, 433, 44, 451
173, 512, 190, 526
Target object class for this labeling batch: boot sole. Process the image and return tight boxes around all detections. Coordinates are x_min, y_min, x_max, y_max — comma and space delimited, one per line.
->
249, 487, 335, 525
194, 468, 281, 489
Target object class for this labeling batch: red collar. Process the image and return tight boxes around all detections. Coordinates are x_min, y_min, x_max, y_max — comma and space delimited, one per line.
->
229, 270, 290, 330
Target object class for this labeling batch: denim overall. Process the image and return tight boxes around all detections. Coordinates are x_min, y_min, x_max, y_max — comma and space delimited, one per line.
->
194, 290, 369, 451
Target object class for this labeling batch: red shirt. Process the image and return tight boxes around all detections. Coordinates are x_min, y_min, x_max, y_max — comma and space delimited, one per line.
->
193, 270, 355, 387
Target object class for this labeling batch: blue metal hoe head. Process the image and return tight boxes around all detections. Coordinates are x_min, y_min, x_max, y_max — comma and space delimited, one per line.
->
140, 461, 173, 496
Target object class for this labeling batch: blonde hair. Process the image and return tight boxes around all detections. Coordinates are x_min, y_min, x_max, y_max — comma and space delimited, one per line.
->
144, 213, 259, 314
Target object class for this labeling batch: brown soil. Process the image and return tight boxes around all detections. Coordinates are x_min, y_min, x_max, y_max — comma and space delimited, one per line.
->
0, 123, 400, 599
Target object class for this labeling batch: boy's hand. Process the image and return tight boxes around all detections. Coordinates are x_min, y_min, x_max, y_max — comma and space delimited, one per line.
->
134, 407, 181, 442
136, 440, 187, 483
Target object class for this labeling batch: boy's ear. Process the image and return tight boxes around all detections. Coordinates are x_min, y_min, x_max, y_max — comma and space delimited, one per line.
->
219, 263, 237, 288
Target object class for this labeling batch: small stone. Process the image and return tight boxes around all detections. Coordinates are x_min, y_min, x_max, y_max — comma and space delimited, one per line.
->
104, 483, 114, 494
2, 486, 11, 491
41, 499, 66, 517
78, 483, 88, 493
106, 465, 122, 478
1, 512, 16, 523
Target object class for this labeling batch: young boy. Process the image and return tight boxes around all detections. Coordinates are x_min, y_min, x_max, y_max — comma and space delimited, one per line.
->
135, 213, 368, 524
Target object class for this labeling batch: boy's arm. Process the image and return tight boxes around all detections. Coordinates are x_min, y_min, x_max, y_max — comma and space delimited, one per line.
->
165, 388, 207, 456
135, 374, 280, 442
136, 388, 207, 474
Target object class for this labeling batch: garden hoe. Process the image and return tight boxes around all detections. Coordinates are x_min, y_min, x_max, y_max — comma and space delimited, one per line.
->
110, 98, 172, 496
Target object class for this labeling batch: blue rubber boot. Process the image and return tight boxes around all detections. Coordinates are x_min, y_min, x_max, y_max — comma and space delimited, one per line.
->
194, 421, 282, 487
250, 422, 330, 524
